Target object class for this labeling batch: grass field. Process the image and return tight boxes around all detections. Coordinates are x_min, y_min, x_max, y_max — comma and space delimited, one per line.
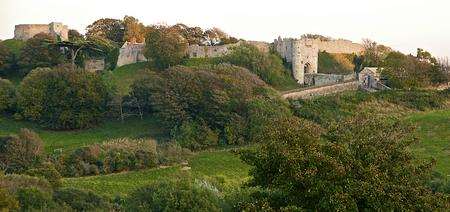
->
0, 116, 167, 153
103, 62, 150, 96
408, 109, 450, 177
62, 150, 250, 197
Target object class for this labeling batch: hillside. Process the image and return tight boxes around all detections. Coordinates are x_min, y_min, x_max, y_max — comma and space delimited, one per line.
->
318, 51, 355, 74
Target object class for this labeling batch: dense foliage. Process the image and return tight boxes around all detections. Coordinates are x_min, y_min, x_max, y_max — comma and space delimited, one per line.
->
129, 64, 291, 149
382, 51, 448, 89
240, 114, 449, 210
0, 78, 16, 113
86, 18, 125, 45
0, 129, 43, 173
17, 65, 111, 129
222, 44, 298, 90
144, 26, 189, 70
0, 43, 14, 75
18, 33, 63, 73
125, 180, 221, 211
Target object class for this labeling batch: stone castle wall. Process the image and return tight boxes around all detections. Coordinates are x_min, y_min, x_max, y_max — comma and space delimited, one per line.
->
14, 22, 69, 41
315, 39, 364, 54
282, 80, 358, 100
187, 42, 240, 58
117, 42, 147, 67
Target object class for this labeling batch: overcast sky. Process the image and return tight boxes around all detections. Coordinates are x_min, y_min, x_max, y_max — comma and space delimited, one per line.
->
1, 0, 449, 58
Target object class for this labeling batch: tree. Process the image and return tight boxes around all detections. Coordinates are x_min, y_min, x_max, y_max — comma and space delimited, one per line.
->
362, 38, 391, 67
0, 78, 16, 113
50, 39, 106, 69
18, 33, 63, 72
0, 128, 43, 173
144, 26, 188, 70
240, 114, 448, 211
17, 65, 111, 129
68, 29, 84, 41
123, 16, 145, 43
85, 18, 125, 45
0, 43, 14, 75
171, 23, 205, 45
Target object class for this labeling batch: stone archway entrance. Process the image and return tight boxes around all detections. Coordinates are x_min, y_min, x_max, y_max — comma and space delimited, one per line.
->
304, 62, 312, 74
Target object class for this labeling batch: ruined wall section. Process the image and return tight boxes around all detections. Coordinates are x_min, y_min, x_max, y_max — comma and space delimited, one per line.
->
14, 22, 68, 41
187, 42, 241, 58
315, 39, 363, 54
117, 42, 147, 67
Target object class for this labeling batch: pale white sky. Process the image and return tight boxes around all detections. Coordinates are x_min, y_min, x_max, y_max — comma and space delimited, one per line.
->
1, 0, 449, 58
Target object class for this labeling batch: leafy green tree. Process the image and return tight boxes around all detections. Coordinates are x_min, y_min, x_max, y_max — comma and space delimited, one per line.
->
123, 16, 146, 43
241, 114, 448, 211
85, 18, 125, 45
171, 23, 205, 45
68, 29, 84, 41
0, 78, 16, 113
50, 39, 106, 69
0, 43, 14, 76
18, 33, 63, 72
144, 26, 188, 70
17, 65, 111, 129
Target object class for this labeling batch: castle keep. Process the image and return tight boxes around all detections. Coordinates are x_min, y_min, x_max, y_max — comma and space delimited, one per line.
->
14, 22, 69, 41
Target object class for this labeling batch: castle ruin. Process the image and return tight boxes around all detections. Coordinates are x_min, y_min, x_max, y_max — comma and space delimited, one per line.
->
116, 42, 148, 67
274, 37, 363, 84
14, 22, 69, 41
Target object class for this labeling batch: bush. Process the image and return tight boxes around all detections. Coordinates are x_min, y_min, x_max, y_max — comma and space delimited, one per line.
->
53, 188, 111, 211
25, 162, 62, 187
0, 188, 19, 211
59, 138, 158, 177
17, 65, 111, 129
0, 78, 16, 113
157, 142, 192, 165
16, 187, 54, 211
222, 43, 298, 90
125, 180, 221, 211
0, 129, 43, 173
0, 173, 52, 194
171, 121, 219, 150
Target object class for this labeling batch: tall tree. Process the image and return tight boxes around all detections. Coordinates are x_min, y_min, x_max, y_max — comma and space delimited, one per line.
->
144, 26, 188, 70
86, 18, 125, 45
0, 43, 14, 76
123, 16, 145, 43
18, 33, 63, 72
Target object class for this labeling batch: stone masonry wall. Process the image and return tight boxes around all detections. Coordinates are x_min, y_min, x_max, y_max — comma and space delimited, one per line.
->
117, 42, 147, 67
282, 81, 358, 100
315, 39, 364, 54
14, 22, 68, 41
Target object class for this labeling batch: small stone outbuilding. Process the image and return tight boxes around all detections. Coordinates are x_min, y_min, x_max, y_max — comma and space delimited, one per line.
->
358, 67, 381, 88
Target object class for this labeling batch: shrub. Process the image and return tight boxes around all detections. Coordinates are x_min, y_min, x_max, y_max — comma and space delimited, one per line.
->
157, 142, 192, 165
16, 187, 54, 211
0, 129, 43, 173
0, 78, 16, 113
17, 65, 111, 129
53, 188, 111, 211
25, 162, 62, 187
125, 180, 221, 211
59, 138, 158, 177
0, 188, 19, 211
171, 121, 219, 150
222, 43, 298, 90
0, 174, 52, 194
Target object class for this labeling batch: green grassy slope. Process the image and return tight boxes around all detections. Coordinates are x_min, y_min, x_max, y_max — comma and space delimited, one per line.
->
318, 51, 355, 74
408, 109, 450, 177
103, 62, 150, 96
62, 150, 250, 197
0, 116, 167, 153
